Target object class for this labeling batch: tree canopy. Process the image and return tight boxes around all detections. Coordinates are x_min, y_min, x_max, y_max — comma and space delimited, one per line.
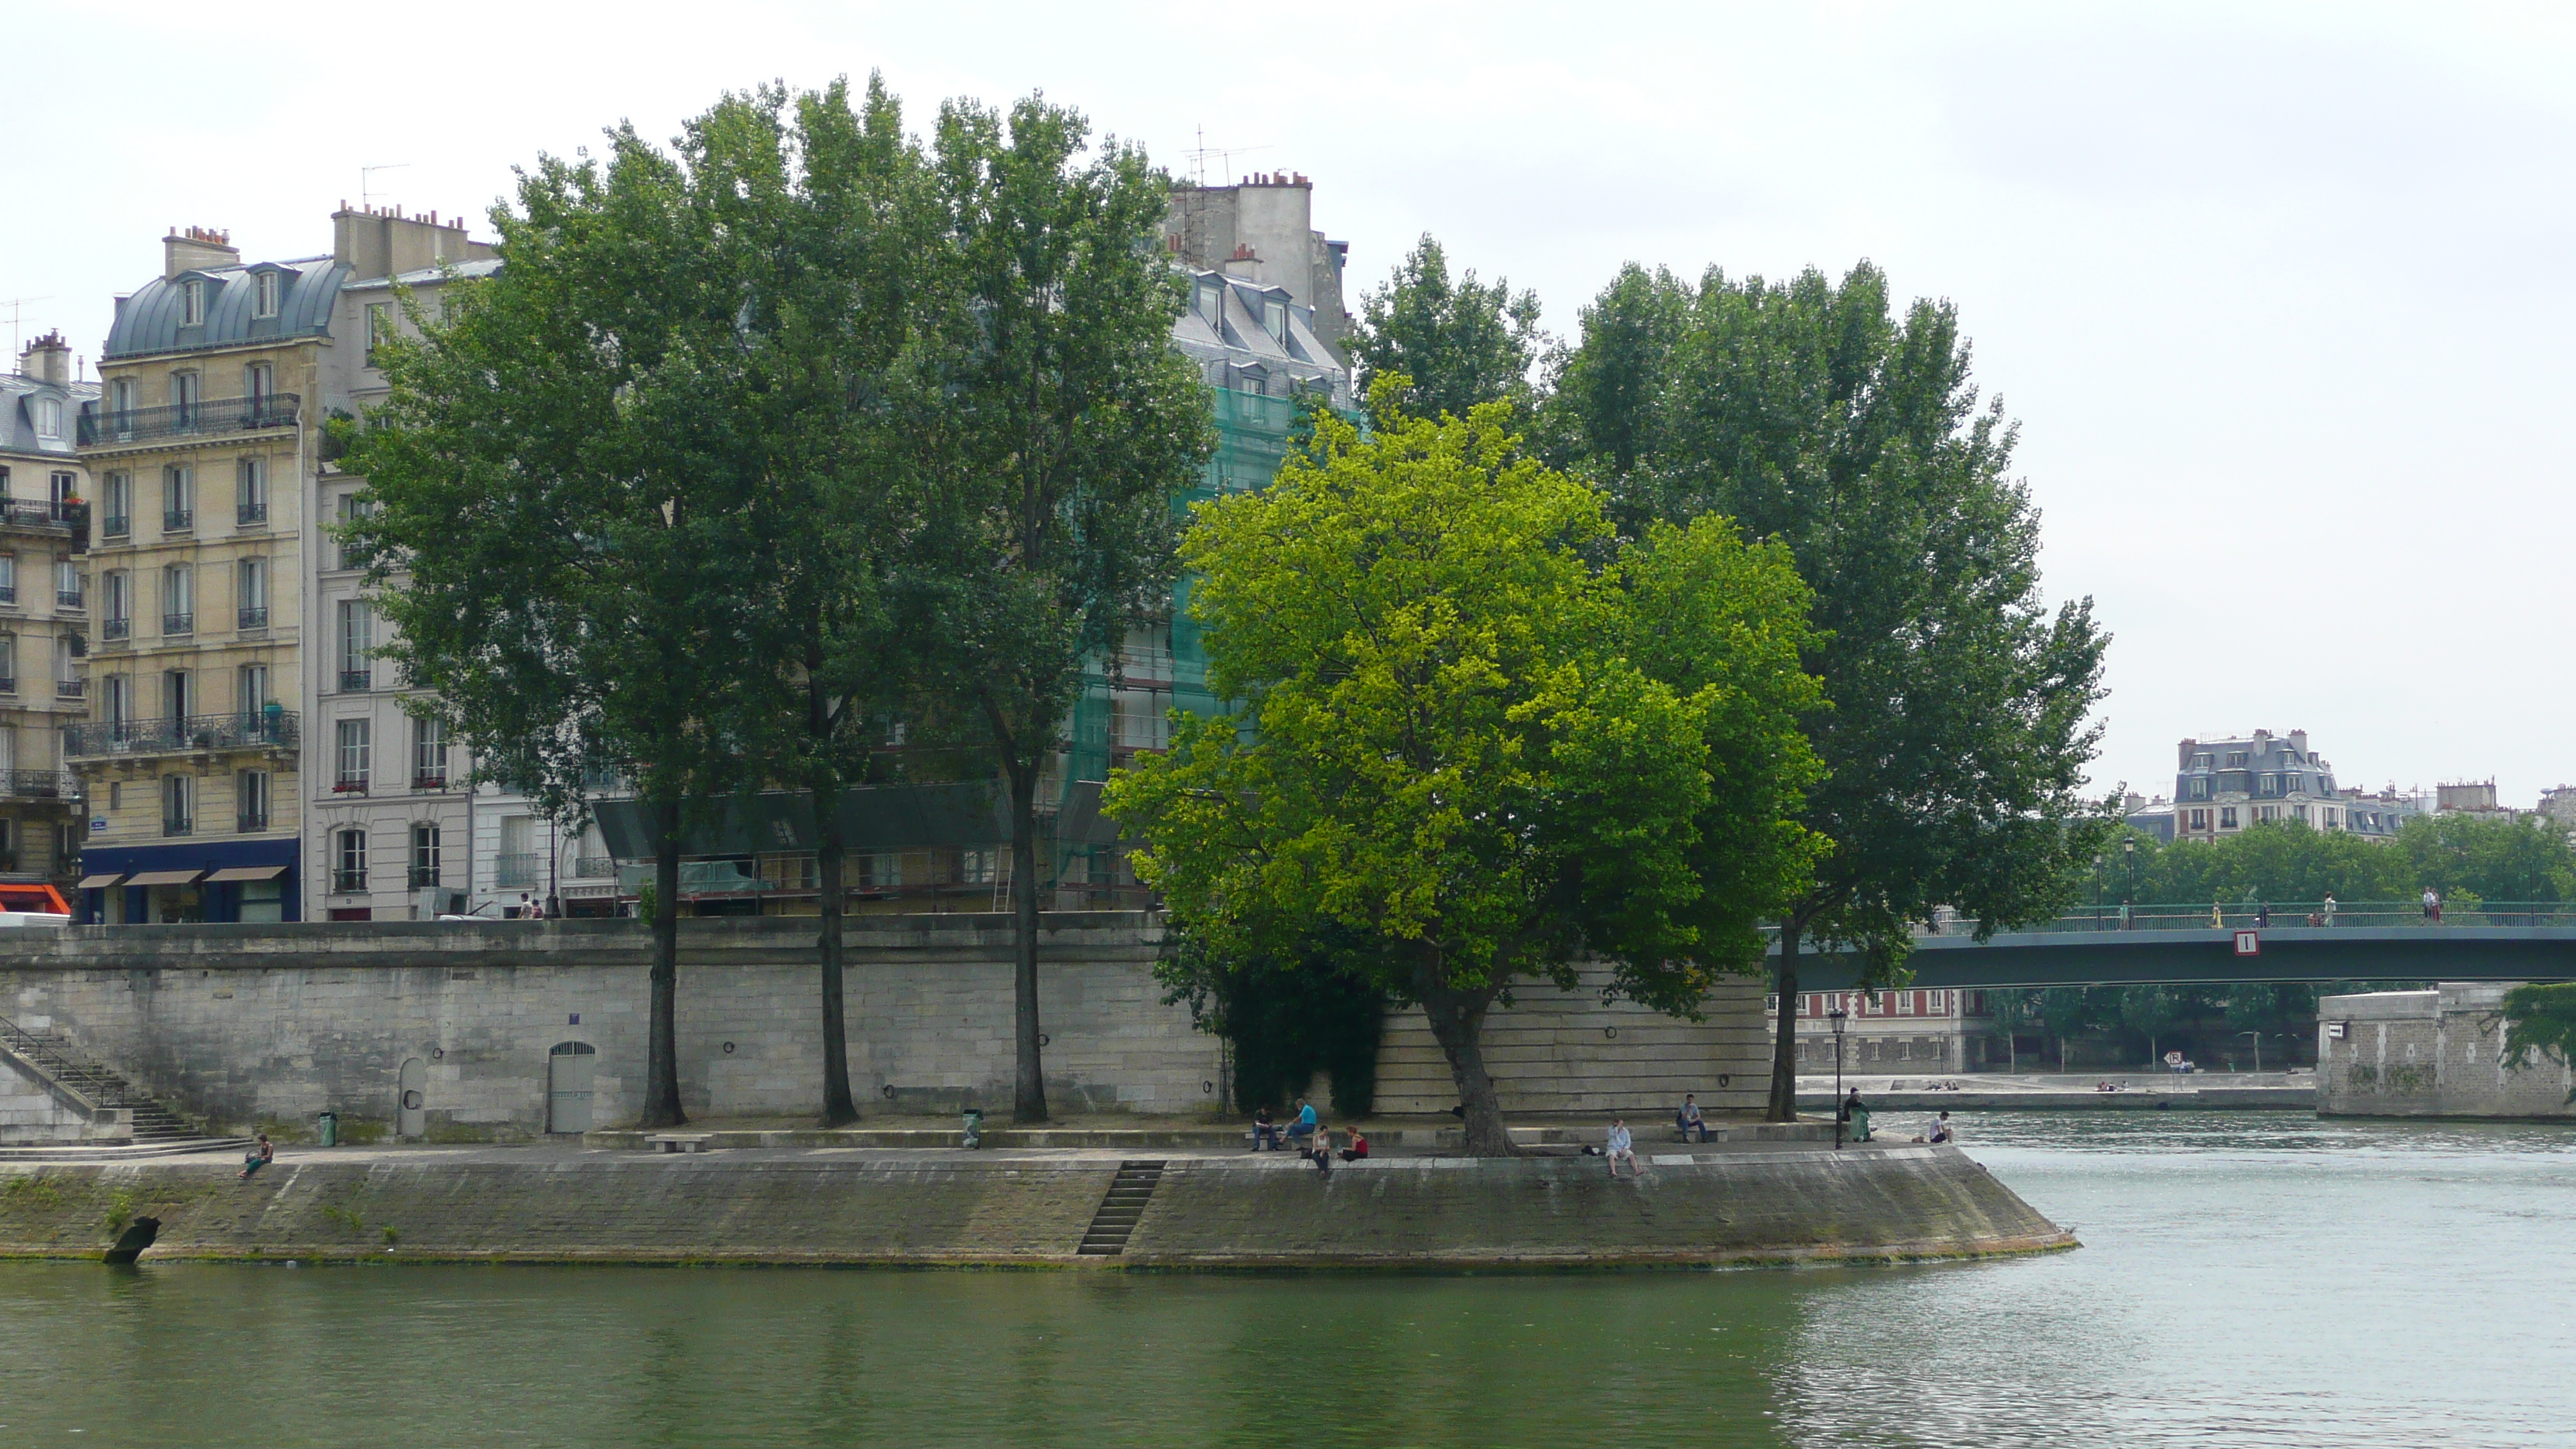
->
1354, 235, 1546, 423
1103, 390, 1822, 1153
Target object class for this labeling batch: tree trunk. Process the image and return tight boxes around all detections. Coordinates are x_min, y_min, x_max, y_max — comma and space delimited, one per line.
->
1008, 762, 1048, 1123
642, 795, 687, 1129
1765, 919, 1802, 1123
1414, 958, 1515, 1156
814, 769, 858, 1127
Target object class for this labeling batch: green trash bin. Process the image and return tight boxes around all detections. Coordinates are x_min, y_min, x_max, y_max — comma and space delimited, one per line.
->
961, 1107, 984, 1150
316, 1112, 338, 1148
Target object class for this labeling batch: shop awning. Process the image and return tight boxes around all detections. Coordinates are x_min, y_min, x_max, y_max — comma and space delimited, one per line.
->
124, 869, 204, 887
74, 873, 125, 889
0, 883, 72, 914
204, 865, 287, 882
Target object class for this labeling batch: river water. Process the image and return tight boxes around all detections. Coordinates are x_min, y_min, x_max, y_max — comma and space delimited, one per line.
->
2, 1112, 2570, 1448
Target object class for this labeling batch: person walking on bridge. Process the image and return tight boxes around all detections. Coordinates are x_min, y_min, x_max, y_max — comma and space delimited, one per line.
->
2424, 889, 2442, 922
2322, 894, 2338, 927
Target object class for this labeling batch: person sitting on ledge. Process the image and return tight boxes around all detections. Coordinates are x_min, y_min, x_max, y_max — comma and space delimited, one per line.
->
1840, 1089, 1872, 1144
1287, 1098, 1317, 1153
1252, 1105, 1279, 1151
1676, 1092, 1711, 1142
1338, 1128, 1369, 1163
237, 1133, 274, 1180
1914, 1110, 1954, 1145
1307, 1123, 1334, 1174
1605, 1118, 1643, 1177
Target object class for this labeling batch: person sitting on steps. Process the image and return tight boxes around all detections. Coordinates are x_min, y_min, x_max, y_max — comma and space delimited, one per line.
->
1251, 1105, 1279, 1151
1605, 1118, 1643, 1177
1338, 1128, 1369, 1163
1286, 1097, 1317, 1153
237, 1133, 274, 1180
1307, 1123, 1334, 1174
1676, 1092, 1711, 1142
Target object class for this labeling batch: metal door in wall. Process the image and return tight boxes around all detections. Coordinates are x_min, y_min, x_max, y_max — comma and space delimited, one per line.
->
547, 1042, 597, 1134
397, 1057, 427, 1138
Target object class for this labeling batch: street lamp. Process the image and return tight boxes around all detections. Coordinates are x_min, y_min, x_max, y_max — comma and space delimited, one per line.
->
2122, 835, 2138, 930
2237, 1029, 2266, 1074
2093, 853, 2105, 930
1829, 1005, 1849, 1149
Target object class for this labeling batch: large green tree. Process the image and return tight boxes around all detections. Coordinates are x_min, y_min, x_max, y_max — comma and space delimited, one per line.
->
1104, 394, 1822, 1154
1355, 235, 1546, 423
1557, 260, 2113, 1120
345, 104, 804, 1128
916, 96, 1211, 1122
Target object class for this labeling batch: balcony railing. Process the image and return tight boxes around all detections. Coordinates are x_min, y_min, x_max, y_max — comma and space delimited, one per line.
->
163, 509, 193, 533
164, 815, 191, 838
238, 605, 269, 630
408, 867, 442, 889
494, 852, 540, 887
77, 392, 301, 447
332, 869, 367, 894
163, 612, 193, 635
574, 855, 615, 879
56, 588, 82, 609
333, 776, 368, 795
101, 618, 129, 641
238, 811, 268, 833
0, 585, 15, 605
64, 709, 300, 759
0, 501, 80, 534
55, 678, 83, 699
0, 770, 77, 800
0, 677, 15, 695
339, 670, 372, 693
237, 501, 267, 526
102, 515, 128, 540
412, 772, 449, 791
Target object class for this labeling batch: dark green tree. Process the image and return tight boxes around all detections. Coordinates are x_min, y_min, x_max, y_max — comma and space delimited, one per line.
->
1355, 235, 1546, 423
918, 95, 1211, 1122
2400, 814, 2575, 903
1559, 261, 2114, 1119
1537, 262, 1691, 478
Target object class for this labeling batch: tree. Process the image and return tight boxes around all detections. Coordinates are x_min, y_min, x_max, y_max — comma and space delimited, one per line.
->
1355, 235, 1546, 423
2400, 814, 2575, 904
345, 103, 797, 1129
2501, 982, 2576, 1102
917, 95, 1211, 1122
1537, 262, 1691, 478
1103, 393, 1822, 1154
1557, 261, 2112, 1120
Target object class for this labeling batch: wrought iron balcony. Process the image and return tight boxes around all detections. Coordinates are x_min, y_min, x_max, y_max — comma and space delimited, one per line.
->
0, 769, 77, 800
238, 605, 269, 630
64, 709, 300, 759
77, 393, 300, 447
408, 866, 442, 889
333, 776, 369, 795
238, 811, 268, 833
237, 501, 267, 526
54, 678, 84, 699
332, 868, 368, 894
101, 515, 129, 540
163, 509, 193, 533
494, 851, 540, 887
163, 815, 191, 838
163, 612, 193, 635
56, 588, 82, 609
412, 772, 449, 791
339, 669, 371, 693
0, 585, 16, 606
0, 677, 15, 695
0, 501, 80, 534
101, 618, 129, 641
574, 855, 615, 879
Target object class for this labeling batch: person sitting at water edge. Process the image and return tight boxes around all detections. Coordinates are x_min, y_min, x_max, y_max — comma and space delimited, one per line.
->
1677, 1092, 1711, 1142
1287, 1097, 1317, 1150
1338, 1129, 1369, 1163
1840, 1089, 1872, 1143
238, 1133, 274, 1180
1252, 1105, 1279, 1151
1605, 1118, 1642, 1177
1914, 1111, 1954, 1145
1308, 1123, 1334, 1174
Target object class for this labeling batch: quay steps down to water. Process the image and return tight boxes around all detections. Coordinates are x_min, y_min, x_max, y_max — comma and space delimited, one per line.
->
0, 1012, 245, 1159
1077, 1160, 1166, 1257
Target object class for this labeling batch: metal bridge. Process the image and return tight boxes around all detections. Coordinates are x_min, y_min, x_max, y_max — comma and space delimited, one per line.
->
1788, 902, 2576, 991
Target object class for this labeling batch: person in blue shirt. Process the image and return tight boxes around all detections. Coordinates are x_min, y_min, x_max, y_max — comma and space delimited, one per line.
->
1288, 1098, 1318, 1152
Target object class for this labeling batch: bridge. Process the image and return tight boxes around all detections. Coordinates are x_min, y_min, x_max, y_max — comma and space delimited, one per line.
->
1788, 901, 2576, 991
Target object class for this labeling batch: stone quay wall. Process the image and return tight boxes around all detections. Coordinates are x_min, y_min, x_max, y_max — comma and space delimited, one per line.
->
2317, 982, 2576, 1118
0, 916, 1779, 1141
0, 1146, 2070, 1269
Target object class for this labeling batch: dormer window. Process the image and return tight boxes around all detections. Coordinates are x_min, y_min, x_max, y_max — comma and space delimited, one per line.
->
1262, 298, 1287, 344
1196, 279, 1221, 326
254, 271, 279, 319
182, 279, 206, 327
34, 399, 60, 440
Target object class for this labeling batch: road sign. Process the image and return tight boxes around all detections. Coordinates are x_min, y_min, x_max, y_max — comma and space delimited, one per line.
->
2233, 929, 2261, 956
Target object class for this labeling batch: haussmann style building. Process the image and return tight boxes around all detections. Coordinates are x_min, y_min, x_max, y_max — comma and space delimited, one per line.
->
0, 331, 97, 906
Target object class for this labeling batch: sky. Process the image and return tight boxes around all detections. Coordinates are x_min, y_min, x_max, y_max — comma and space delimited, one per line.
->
9, 2, 2571, 807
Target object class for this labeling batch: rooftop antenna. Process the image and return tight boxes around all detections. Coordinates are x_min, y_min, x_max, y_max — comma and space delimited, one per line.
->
1180, 128, 1270, 189
2, 297, 56, 364
361, 163, 410, 210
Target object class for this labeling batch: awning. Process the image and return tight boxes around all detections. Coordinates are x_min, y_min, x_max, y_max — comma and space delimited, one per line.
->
204, 865, 287, 882
75, 873, 125, 889
124, 869, 204, 887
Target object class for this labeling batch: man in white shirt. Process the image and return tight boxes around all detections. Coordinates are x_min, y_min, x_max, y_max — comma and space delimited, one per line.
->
1605, 1118, 1642, 1178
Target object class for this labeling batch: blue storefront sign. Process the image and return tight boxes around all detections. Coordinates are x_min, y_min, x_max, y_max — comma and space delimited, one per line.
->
78, 838, 301, 925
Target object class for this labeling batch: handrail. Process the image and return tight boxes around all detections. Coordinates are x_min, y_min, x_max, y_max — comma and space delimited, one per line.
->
77, 393, 300, 447
1928, 900, 2576, 935
65, 709, 300, 758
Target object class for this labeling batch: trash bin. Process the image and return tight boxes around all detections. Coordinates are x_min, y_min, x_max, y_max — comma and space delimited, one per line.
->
961, 1107, 984, 1150
316, 1111, 337, 1148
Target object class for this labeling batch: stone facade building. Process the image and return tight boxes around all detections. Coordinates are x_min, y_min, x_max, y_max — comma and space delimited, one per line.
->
1783, 987, 2002, 1072
2170, 728, 2419, 843
0, 333, 94, 893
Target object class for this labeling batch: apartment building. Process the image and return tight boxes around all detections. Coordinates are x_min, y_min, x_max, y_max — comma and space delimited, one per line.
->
1785, 988, 2002, 1072
71, 228, 324, 923
304, 207, 496, 920
2168, 728, 2419, 844
0, 332, 94, 892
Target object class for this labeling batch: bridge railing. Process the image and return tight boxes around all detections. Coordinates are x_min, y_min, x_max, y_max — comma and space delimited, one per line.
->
1937, 901, 2576, 934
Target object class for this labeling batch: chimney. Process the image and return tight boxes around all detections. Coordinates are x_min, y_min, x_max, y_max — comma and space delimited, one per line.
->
2287, 729, 2309, 758
163, 225, 238, 279
19, 331, 70, 387
2178, 738, 2197, 768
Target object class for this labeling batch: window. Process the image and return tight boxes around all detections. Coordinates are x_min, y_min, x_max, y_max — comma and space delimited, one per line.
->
163, 465, 194, 532
163, 774, 192, 835
2186, 808, 2210, 832
236, 457, 266, 525
1195, 279, 1221, 325
2220, 807, 2240, 830
335, 718, 372, 791
170, 371, 199, 415
335, 827, 368, 893
101, 570, 129, 639
33, 398, 60, 440
163, 667, 190, 721
48, 471, 75, 519
1262, 297, 1287, 343
109, 378, 133, 417
338, 598, 373, 690
0, 552, 16, 605
253, 272, 279, 320
238, 662, 269, 714
55, 559, 81, 609
0, 633, 16, 693
102, 674, 130, 726
412, 717, 447, 788
182, 281, 206, 327
162, 563, 193, 635
52, 635, 77, 697
108, 780, 121, 810
498, 815, 538, 886
102, 473, 131, 538
335, 493, 375, 569
410, 823, 442, 888
237, 769, 269, 831
366, 303, 394, 361
237, 557, 268, 629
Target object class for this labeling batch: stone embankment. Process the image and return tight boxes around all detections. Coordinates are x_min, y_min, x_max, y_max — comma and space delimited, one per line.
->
0, 1141, 2072, 1269
1797, 1071, 2316, 1113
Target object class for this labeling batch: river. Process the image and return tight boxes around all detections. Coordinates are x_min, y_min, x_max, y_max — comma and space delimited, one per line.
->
2, 1112, 2569, 1447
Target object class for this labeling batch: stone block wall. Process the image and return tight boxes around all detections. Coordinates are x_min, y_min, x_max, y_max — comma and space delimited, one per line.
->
1377, 968, 1771, 1117
2317, 982, 2576, 1118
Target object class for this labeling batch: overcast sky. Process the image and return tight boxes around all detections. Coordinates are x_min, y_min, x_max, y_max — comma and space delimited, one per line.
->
11, 2, 2569, 806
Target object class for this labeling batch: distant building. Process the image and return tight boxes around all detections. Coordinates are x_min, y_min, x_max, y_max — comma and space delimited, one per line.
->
2434, 779, 2519, 823
1783, 988, 2001, 1073
2170, 729, 2417, 843
0, 331, 96, 895
2539, 786, 2576, 828
2123, 791, 2174, 844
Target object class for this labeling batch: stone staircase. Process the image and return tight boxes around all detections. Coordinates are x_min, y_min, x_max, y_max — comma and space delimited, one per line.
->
1075, 1160, 1166, 1257
0, 1012, 241, 1153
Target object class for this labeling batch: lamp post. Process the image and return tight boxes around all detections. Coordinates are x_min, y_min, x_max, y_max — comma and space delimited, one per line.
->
2122, 835, 2138, 930
2093, 853, 2105, 930
2237, 1029, 2265, 1074
1829, 1005, 1849, 1149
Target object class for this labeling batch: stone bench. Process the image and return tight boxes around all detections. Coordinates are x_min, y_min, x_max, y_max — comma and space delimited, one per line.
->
646, 1133, 714, 1154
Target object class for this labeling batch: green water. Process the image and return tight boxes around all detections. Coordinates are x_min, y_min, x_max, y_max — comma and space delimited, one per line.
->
4, 1112, 2571, 1447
